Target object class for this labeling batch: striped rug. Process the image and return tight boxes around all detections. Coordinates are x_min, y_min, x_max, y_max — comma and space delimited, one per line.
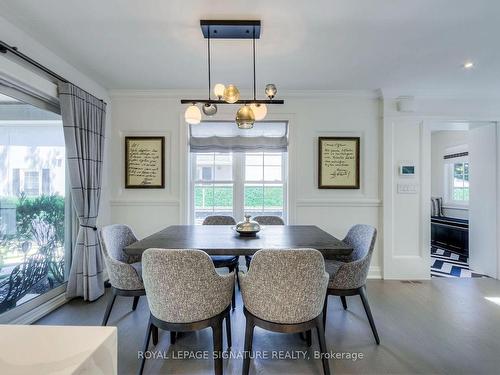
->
431, 247, 487, 278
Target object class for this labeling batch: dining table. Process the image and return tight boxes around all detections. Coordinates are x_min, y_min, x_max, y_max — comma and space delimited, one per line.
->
124, 225, 352, 259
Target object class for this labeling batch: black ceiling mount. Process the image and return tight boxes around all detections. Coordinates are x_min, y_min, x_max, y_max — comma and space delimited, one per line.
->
200, 20, 261, 39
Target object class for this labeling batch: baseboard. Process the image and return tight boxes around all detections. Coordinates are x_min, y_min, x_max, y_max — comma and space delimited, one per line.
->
9, 292, 68, 325
368, 266, 382, 279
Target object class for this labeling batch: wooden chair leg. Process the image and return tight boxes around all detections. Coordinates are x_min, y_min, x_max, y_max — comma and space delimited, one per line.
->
322, 295, 328, 330
138, 318, 153, 375
231, 272, 236, 311
242, 318, 254, 375
152, 325, 158, 345
236, 264, 241, 290
340, 296, 348, 310
212, 320, 223, 375
306, 330, 312, 347
132, 296, 140, 311
225, 309, 232, 349
358, 286, 380, 345
316, 316, 331, 375
101, 291, 117, 326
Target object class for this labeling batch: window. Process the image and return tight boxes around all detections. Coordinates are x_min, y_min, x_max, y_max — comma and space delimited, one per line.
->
191, 152, 287, 224
23, 171, 40, 196
0, 92, 67, 317
445, 160, 469, 204
450, 162, 469, 202
244, 153, 285, 218
193, 153, 234, 224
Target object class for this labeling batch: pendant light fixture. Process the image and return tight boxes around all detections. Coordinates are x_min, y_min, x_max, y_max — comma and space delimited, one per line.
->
182, 20, 284, 127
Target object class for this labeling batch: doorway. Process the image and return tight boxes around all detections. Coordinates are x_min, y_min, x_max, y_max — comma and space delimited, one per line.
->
429, 122, 497, 278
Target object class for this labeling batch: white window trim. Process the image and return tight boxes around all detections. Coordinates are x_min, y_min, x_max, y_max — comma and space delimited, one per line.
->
189, 152, 288, 224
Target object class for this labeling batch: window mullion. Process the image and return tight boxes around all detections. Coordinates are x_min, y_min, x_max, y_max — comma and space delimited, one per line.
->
233, 153, 244, 220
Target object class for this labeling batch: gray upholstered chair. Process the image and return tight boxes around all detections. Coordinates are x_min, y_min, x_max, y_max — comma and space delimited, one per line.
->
202, 215, 240, 310
239, 249, 330, 375
245, 215, 285, 269
139, 248, 234, 375
323, 224, 380, 344
99, 224, 145, 326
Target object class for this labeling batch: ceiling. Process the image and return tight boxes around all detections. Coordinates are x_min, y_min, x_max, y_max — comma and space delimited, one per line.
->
1, 0, 499, 94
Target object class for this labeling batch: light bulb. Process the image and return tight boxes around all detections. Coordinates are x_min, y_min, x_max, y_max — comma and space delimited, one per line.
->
184, 104, 201, 124
223, 84, 240, 104
236, 105, 255, 129
250, 103, 267, 121
202, 103, 217, 116
265, 84, 277, 99
213, 84, 225, 99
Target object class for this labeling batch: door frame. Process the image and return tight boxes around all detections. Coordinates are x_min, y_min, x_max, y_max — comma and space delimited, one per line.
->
422, 120, 499, 279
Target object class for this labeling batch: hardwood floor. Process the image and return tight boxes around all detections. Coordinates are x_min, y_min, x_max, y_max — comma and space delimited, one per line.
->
36, 278, 500, 375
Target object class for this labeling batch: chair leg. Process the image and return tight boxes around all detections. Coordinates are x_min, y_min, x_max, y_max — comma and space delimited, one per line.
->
230, 267, 236, 311
340, 296, 348, 310
170, 331, 176, 345
101, 291, 117, 326
236, 264, 241, 290
306, 330, 312, 347
212, 320, 223, 375
138, 318, 153, 375
132, 296, 140, 311
225, 309, 232, 349
152, 325, 158, 346
322, 295, 328, 330
358, 286, 380, 345
316, 316, 331, 375
242, 318, 254, 375
245, 257, 251, 270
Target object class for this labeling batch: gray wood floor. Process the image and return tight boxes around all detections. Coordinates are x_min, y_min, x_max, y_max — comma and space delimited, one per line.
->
36, 278, 500, 375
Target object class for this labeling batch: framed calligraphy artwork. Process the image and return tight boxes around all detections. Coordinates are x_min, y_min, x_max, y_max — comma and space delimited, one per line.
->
318, 137, 360, 189
125, 136, 165, 189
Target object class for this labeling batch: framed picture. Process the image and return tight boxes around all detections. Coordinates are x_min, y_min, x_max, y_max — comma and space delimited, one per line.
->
318, 136, 360, 189
125, 136, 165, 188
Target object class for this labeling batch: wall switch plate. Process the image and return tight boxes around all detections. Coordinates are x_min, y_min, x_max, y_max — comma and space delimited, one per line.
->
397, 183, 419, 194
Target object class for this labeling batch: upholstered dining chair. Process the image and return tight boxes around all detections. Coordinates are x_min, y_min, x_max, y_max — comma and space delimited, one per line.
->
99, 224, 145, 326
323, 224, 380, 344
245, 215, 285, 269
202, 215, 240, 310
139, 248, 234, 375
239, 249, 330, 375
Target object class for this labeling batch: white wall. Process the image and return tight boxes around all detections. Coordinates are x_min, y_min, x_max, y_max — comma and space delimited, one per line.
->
0, 15, 112, 225
109, 91, 382, 278
431, 130, 469, 219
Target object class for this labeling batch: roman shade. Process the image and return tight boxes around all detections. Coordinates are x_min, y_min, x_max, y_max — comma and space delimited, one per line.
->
189, 121, 288, 152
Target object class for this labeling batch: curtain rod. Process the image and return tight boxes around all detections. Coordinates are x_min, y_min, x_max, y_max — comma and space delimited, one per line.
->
0, 40, 107, 105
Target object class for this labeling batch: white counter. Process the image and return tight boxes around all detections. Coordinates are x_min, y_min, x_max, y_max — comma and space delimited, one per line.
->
0, 325, 117, 374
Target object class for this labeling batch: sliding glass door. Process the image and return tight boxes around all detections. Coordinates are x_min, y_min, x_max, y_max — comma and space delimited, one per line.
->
0, 91, 67, 317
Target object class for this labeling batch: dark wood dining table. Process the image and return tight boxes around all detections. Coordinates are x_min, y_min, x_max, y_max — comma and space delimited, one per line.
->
124, 225, 352, 259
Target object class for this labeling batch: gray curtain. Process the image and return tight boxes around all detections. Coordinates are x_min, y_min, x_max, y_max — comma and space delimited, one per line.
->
59, 82, 106, 301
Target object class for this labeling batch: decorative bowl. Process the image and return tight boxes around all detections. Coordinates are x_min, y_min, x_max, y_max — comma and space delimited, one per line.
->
235, 214, 261, 237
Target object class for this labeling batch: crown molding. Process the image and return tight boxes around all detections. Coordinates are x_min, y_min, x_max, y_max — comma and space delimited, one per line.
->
109, 89, 380, 100
380, 88, 500, 101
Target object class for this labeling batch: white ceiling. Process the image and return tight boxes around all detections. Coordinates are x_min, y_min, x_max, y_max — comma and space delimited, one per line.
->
1, 0, 499, 94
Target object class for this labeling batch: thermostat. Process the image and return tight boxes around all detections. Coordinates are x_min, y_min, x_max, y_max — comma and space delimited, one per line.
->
399, 164, 415, 176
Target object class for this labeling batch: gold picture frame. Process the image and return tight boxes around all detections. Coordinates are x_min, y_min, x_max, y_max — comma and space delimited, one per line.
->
318, 137, 360, 189
125, 136, 165, 189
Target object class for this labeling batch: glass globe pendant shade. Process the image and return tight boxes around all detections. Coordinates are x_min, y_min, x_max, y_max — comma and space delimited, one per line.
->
202, 103, 218, 116
184, 104, 201, 124
235, 105, 255, 129
250, 103, 267, 121
265, 83, 277, 99
223, 84, 240, 104
213, 84, 225, 100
